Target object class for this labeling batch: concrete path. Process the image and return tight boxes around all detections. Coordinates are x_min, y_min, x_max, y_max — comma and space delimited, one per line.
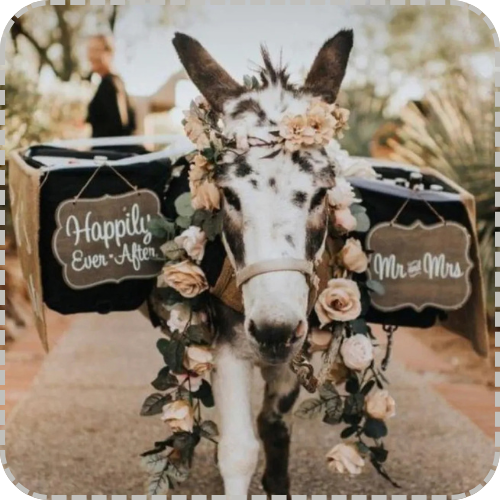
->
5, 312, 495, 496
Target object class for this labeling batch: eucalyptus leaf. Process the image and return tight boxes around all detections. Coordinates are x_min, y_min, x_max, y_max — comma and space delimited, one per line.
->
344, 393, 365, 416
366, 279, 385, 296
319, 381, 340, 401
148, 217, 176, 239
349, 204, 367, 215
350, 318, 369, 334
354, 211, 371, 233
186, 324, 212, 345
175, 193, 196, 218
152, 367, 178, 392
295, 398, 324, 419
148, 466, 172, 496
202, 211, 223, 241
176, 215, 192, 229
161, 241, 185, 261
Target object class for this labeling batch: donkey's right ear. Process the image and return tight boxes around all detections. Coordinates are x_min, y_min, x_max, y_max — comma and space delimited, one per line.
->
173, 33, 244, 113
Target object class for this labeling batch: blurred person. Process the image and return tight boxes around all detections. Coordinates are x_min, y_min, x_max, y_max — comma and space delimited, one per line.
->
86, 34, 137, 138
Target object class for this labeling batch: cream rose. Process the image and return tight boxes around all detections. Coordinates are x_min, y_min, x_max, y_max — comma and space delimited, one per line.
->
161, 400, 194, 433
366, 389, 396, 420
334, 208, 357, 233
327, 178, 358, 209
184, 346, 214, 375
174, 226, 207, 263
340, 334, 374, 371
309, 328, 333, 353
159, 261, 208, 298
167, 303, 207, 333
340, 238, 368, 273
190, 179, 221, 211
279, 115, 316, 152
183, 112, 210, 149
326, 443, 365, 475
315, 278, 362, 327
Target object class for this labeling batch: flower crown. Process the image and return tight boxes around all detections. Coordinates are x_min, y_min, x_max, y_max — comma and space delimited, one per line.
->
183, 94, 351, 211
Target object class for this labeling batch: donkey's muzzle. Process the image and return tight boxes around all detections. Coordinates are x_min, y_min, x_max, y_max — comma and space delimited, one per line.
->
248, 319, 306, 363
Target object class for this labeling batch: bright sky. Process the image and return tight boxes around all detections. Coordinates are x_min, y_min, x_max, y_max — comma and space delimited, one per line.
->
105, 4, 492, 121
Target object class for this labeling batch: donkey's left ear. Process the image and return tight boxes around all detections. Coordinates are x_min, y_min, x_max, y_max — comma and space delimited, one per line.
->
173, 32, 244, 112
303, 30, 354, 104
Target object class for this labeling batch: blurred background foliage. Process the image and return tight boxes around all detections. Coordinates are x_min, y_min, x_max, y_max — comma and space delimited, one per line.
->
2, 3, 497, 336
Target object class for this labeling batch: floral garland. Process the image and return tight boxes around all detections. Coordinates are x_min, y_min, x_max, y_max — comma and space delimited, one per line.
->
141, 85, 398, 495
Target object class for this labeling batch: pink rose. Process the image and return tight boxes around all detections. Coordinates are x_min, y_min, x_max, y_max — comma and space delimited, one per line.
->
315, 278, 362, 326
340, 238, 368, 273
334, 208, 357, 233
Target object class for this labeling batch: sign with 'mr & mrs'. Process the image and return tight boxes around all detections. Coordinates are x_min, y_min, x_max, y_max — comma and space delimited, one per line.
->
366, 221, 473, 312
52, 189, 164, 290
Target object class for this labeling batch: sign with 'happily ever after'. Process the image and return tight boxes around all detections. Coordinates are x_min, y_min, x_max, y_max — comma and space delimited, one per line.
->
52, 190, 164, 290
366, 221, 473, 312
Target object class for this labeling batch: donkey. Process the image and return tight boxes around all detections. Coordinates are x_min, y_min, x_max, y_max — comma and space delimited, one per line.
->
172, 29, 354, 496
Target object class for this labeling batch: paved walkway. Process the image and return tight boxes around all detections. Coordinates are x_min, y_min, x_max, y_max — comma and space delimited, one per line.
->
3, 312, 497, 496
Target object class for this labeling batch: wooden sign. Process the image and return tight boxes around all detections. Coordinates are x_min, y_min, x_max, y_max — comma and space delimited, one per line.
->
365, 221, 473, 312
53, 189, 164, 290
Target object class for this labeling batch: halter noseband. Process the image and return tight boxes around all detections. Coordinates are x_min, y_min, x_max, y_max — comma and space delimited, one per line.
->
235, 258, 315, 288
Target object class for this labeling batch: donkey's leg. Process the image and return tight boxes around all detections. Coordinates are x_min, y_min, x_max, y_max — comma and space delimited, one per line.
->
258, 364, 300, 496
212, 345, 259, 496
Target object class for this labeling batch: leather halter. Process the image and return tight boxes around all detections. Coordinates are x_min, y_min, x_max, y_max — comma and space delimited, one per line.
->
235, 258, 314, 288
234, 257, 318, 315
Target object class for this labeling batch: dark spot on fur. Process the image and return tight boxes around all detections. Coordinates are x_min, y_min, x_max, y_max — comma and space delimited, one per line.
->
222, 213, 245, 266
235, 157, 253, 177
291, 151, 314, 173
306, 225, 326, 261
214, 163, 230, 181
278, 384, 300, 413
231, 98, 267, 124
318, 166, 335, 186
292, 191, 307, 208
285, 234, 295, 248
250, 179, 258, 188
310, 188, 327, 211
269, 178, 276, 188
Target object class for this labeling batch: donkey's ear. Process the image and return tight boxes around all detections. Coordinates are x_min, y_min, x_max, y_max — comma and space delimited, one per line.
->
303, 30, 354, 104
173, 33, 244, 112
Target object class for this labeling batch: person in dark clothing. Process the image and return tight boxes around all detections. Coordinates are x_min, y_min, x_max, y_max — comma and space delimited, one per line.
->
86, 35, 137, 138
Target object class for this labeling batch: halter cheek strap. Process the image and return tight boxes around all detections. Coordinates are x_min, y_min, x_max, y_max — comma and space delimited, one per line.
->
235, 258, 315, 288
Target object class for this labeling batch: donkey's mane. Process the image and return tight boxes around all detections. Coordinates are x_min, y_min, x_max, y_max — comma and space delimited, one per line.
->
257, 46, 298, 93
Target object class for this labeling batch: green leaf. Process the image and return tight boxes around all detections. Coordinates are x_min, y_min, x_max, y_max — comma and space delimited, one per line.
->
157, 288, 184, 306
345, 377, 360, 394
350, 318, 369, 334
354, 211, 371, 233
186, 324, 212, 345
161, 240, 185, 261
363, 418, 388, 439
148, 217, 176, 239
323, 396, 344, 425
357, 441, 371, 455
163, 340, 186, 373
319, 381, 340, 401
349, 204, 367, 215
151, 367, 178, 392
140, 393, 172, 416
176, 215, 192, 229
340, 426, 358, 439
344, 393, 365, 416
361, 380, 376, 396
175, 193, 196, 218
202, 210, 223, 241
366, 279, 385, 296
243, 75, 253, 88
193, 380, 215, 408
370, 446, 389, 463
295, 398, 324, 419
165, 462, 190, 484
200, 420, 219, 439
141, 454, 169, 474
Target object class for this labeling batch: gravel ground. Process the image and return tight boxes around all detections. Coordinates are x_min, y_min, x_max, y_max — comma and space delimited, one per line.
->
5, 312, 495, 496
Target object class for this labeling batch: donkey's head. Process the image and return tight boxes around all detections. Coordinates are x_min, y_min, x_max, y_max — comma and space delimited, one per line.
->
174, 31, 353, 364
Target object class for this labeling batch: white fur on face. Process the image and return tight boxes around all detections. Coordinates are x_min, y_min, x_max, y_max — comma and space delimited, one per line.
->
216, 86, 335, 350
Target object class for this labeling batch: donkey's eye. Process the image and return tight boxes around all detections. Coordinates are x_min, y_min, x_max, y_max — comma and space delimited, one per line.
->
222, 187, 241, 211
309, 188, 327, 211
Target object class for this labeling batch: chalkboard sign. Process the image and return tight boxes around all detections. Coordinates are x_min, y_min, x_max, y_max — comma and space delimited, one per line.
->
366, 221, 473, 312
53, 189, 164, 290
